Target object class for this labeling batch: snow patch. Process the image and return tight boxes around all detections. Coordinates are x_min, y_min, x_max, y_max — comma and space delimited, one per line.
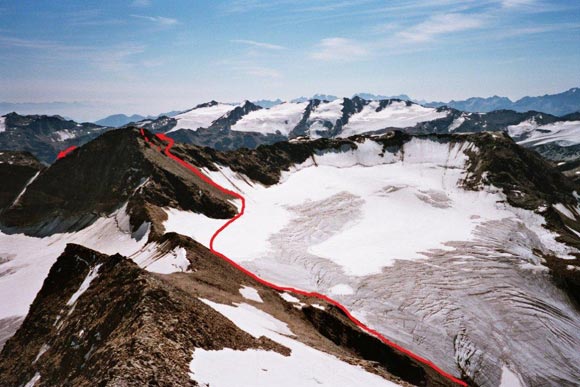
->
553, 203, 575, 220
10, 171, 40, 208
279, 292, 300, 303
67, 264, 102, 306
23, 372, 41, 387
239, 286, 263, 303
53, 130, 76, 141
0, 116, 6, 132
448, 116, 466, 131
131, 246, 190, 274
499, 366, 523, 387
191, 299, 401, 387
33, 344, 50, 364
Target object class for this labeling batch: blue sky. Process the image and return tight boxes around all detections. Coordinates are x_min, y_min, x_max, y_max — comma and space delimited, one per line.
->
0, 0, 579, 120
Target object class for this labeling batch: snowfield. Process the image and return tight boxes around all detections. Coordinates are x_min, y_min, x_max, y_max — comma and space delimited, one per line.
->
165, 137, 580, 386
190, 299, 401, 387
0, 116, 6, 133
508, 119, 580, 147
307, 99, 344, 136
53, 130, 77, 141
167, 103, 236, 133
309, 98, 344, 123
0, 204, 149, 323
341, 101, 448, 136
231, 102, 308, 135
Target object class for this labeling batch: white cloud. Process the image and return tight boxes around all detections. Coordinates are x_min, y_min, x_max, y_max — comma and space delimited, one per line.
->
231, 39, 286, 50
130, 14, 179, 26
311, 38, 369, 62
397, 13, 485, 42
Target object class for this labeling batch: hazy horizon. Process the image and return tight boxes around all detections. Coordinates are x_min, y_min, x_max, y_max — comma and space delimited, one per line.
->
1, 0, 579, 121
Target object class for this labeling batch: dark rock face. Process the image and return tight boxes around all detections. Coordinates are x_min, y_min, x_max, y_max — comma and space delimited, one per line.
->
0, 128, 236, 237
0, 243, 286, 387
0, 151, 43, 211
0, 113, 110, 164
463, 132, 578, 209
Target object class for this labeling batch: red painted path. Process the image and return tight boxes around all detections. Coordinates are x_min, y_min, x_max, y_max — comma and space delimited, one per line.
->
56, 145, 78, 160
145, 130, 467, 387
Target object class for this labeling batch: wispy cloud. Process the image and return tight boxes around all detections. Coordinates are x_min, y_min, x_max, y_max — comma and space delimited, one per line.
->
501, 0, 536, 8
370, 22, 399, 35
130, 14, 179, 26
224, 0, 273, 13
0, 35, 61, 50
311, 38, 369, 62
397, 13, 486, 42
131, 0, 152, 7
0, 34, 148, 77
231, 39, 286, 50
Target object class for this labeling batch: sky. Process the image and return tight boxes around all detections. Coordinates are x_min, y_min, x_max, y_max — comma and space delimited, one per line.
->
0, 0, 579, 121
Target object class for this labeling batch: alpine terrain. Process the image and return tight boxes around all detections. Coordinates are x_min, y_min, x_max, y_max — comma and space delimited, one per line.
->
0, 123, 579, 386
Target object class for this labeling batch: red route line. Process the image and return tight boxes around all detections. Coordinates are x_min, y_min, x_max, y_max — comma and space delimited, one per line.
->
56, 145, 78, 160
144, 129, 467, 387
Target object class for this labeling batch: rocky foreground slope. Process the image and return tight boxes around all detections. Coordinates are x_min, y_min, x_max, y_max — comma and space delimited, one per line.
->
1, 128, 580, 386
0, 229, 452, 386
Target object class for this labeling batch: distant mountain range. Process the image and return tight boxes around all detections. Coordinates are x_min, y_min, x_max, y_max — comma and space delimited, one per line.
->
2, 91, 580, 164
251, 87, 580, 116
425, 87, 580, 116
94, 111, 181, 127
